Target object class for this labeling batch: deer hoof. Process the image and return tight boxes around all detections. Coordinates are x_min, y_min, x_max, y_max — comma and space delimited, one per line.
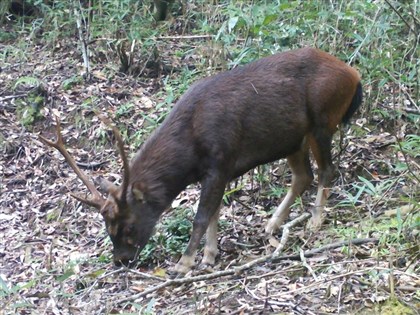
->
168, 265, 190, 279
173, 263, 191, 275
306, 215, 324, 231
265, 220, 281, 235
171, 254, 195, 277
167, 270, 184, 279
198, 263, 215, 273
202, 251, 217, 266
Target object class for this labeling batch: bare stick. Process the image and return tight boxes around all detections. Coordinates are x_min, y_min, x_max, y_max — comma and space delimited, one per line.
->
76, 161, 108, 170
300, 248, 318, 281
271, 237, 379, 263
157, 35, 214, 40
273, 213, 311, 256
0, 94, 28, 101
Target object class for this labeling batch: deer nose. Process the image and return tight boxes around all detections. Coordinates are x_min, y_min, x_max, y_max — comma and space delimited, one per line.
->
113, 245, 141, 267
114, 253, 138, 267
114, 258, 129, 267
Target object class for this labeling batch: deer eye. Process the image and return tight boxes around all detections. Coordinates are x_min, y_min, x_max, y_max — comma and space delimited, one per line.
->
124, 225, 136, 245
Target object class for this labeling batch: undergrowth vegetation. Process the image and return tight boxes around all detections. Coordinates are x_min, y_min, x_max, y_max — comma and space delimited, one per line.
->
0, 0, 419, 314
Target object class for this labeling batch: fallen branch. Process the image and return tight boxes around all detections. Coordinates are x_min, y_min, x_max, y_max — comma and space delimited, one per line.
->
157, 35, 214, 40
119, 263, 238, 304
76, 160, 109, 170
117, 213, 378, 304
0, 94, 28, 102
271, 237, 379, 263
300, 248, 318, 281
403, 107, 420, 115
273, 212, 311, 256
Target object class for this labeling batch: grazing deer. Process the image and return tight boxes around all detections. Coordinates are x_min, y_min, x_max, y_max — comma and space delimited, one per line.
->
40, 47, 362, 274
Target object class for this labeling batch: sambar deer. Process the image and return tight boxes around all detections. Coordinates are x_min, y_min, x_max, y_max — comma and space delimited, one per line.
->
40, 47, 362, 274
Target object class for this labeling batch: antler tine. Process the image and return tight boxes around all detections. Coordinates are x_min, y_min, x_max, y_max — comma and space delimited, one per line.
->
98, 115, 130, 205
39, 116, 105, 209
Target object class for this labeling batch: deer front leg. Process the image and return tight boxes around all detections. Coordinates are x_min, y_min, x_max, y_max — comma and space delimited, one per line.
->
174, 173, 226, 275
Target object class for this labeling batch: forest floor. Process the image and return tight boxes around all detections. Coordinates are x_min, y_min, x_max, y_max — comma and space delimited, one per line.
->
1, 28, 419, 315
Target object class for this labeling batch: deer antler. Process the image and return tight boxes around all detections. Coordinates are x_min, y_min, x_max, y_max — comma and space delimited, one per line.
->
97, 115, 130, 205
39, 116, 105, 209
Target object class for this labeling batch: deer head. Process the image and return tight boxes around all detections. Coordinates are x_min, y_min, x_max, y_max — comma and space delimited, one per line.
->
39, 116, 155, 266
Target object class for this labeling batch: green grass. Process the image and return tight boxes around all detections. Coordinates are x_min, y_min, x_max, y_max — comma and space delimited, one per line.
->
3, 1, 418, 131
139, 206, 194, 264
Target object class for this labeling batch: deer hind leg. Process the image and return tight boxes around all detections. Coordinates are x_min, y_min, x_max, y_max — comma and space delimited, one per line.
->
307, 130, 335, 230
266, 139, 313, 234
201, 205, 221, 267
174, 171, 226, 275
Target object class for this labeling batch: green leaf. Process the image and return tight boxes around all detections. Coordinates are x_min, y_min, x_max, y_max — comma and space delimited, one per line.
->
13, 76, 41, 90
0, 276, 11, 295
352, 32, 364, 42
228, 16, 239, 32
56, 269, 75, 282
358, 176, 376, 194
87, 269, 106, 279
263, 14, 277, 26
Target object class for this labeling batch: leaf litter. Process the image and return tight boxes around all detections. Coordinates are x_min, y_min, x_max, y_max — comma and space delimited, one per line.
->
0, 38, 419, 315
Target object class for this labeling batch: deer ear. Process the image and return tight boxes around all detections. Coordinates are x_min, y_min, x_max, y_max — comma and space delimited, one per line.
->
100, 198, 119, 219
100, 178, 122, 201
100, 178, 118, 194
131, 182, 146, 202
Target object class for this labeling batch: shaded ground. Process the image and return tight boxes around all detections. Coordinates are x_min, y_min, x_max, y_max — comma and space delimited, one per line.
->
1, 31, 419, 314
